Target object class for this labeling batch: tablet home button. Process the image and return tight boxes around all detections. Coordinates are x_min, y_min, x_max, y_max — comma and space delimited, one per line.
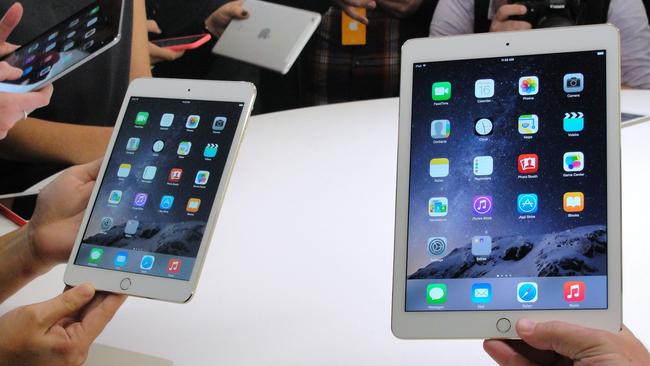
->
496, 318, 511, 333
120, 278, 132, 291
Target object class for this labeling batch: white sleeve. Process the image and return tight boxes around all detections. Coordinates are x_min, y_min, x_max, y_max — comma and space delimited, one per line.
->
608, 0, 650, 89
429, 0, 475, 37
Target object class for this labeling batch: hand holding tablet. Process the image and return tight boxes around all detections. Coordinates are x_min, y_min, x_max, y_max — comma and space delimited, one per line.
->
64, 78, 256, 303
0, 0, 124, 93
392, 25, 622, 339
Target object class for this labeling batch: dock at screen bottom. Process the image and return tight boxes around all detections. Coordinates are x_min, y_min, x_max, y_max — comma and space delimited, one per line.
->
77, 244, 195, 281
406, 276, 606, 312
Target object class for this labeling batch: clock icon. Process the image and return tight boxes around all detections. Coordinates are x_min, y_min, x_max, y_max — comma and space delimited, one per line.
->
475, 118, 494, 136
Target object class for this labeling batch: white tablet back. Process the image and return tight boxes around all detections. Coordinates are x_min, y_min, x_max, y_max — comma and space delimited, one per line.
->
212, 0, 321, 74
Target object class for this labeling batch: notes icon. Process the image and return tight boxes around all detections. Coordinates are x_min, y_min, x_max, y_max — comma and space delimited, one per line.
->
563, 281, 585, 302
430, 158, 449, 178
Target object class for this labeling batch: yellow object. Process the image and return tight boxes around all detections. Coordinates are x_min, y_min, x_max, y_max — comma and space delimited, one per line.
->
341, 8, 366, 46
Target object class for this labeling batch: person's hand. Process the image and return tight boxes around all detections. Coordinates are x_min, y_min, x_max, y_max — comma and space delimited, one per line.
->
0, 3, 53, 139
0, 284, 126, 366
489, 4, 533, 32
147, 20, 185, 64
27, 159, 102, 272
484, 319, 650, 365
205, 0, 249, 37
332, 0, 377, 25
376, 0, 423, 18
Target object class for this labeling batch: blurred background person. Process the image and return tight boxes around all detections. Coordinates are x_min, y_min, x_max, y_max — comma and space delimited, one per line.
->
299, 0, 438, 108
0, 0, 151, 194
146, 0, 438, 113
430, 0, 650, 89
0, 4, 53, 140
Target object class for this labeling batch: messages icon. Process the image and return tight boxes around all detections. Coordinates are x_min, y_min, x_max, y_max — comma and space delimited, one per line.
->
426, 284, 447, 304
430, 158, 449, 178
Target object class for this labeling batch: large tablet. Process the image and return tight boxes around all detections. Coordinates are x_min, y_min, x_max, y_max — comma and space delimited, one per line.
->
212, 0, 321, 75
64, 78, 256, 303
392, 25, 621, 339
0, 0, 124, 93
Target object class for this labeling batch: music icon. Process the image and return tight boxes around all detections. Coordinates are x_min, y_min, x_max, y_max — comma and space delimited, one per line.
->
563, 281, 585, 302
167, 259, 182, 274
473, 195, 493, 215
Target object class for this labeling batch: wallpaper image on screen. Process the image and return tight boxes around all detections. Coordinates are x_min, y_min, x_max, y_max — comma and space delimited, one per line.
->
74, 97, 243, 281
405, 51, 608, 312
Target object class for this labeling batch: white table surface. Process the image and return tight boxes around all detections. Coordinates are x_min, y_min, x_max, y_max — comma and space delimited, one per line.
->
2, 91, 650, 365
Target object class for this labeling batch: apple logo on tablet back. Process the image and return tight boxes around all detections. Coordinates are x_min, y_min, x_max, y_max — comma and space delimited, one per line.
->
258, 28, 271, 39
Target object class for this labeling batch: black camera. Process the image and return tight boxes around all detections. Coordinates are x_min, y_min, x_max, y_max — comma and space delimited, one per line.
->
507, 0, 582, 28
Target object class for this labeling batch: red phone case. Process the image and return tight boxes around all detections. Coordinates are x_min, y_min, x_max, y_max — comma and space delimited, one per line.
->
157, 34, 212, 52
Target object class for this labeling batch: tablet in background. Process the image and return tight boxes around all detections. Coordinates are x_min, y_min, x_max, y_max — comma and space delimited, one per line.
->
0, 0, 124, 93
621, 112, 650, 127
212, 0, 321, 75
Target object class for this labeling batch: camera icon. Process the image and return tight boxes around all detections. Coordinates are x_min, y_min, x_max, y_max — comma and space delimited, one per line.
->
212, 117, 227, 132
563, 73, 584, 93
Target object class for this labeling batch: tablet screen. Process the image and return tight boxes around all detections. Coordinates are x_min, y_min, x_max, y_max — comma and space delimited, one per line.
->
0, 0, 121, 92
406, 50, 608, 311
74, 97, 244, 281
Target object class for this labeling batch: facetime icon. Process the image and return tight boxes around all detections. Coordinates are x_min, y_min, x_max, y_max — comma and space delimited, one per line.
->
430, 158, 449, 178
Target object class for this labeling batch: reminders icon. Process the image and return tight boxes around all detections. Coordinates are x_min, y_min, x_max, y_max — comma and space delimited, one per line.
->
430, 158, 449, 178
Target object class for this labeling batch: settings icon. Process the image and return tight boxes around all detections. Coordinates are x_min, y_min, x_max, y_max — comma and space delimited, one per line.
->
427, 237, 447, 257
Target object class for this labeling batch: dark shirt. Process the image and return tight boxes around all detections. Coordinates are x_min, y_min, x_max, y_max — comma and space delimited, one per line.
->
301, 1, 438, 105
147, 0, 332, 113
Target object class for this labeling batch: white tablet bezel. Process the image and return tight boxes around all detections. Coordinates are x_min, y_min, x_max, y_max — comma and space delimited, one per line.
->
392, 25, 622, 339
64, 78, 256, 303
212, 0, 321, 75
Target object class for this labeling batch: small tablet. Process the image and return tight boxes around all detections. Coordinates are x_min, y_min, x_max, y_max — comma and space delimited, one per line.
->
212, 0, 321, 75
392, 25, 622, 339
0, 0, 124, 93
64, 78, 256, 303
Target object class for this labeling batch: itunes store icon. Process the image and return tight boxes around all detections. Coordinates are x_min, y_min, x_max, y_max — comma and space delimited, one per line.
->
473, 195, 493, 215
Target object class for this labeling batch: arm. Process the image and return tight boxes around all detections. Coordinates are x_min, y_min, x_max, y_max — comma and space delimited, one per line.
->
0, 227, 42, 303
609, 0, 650, 89
429, 0, 476, 36
272, 0, 332, 13
130, 0, 152, 80
0, 118, 111, 165
376, 0, 423, 18
0, 160, 101, 302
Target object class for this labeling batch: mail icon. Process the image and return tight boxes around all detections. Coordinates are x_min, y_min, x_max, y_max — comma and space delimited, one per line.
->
474, 288, 489, 298
471, 283, 492, 304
